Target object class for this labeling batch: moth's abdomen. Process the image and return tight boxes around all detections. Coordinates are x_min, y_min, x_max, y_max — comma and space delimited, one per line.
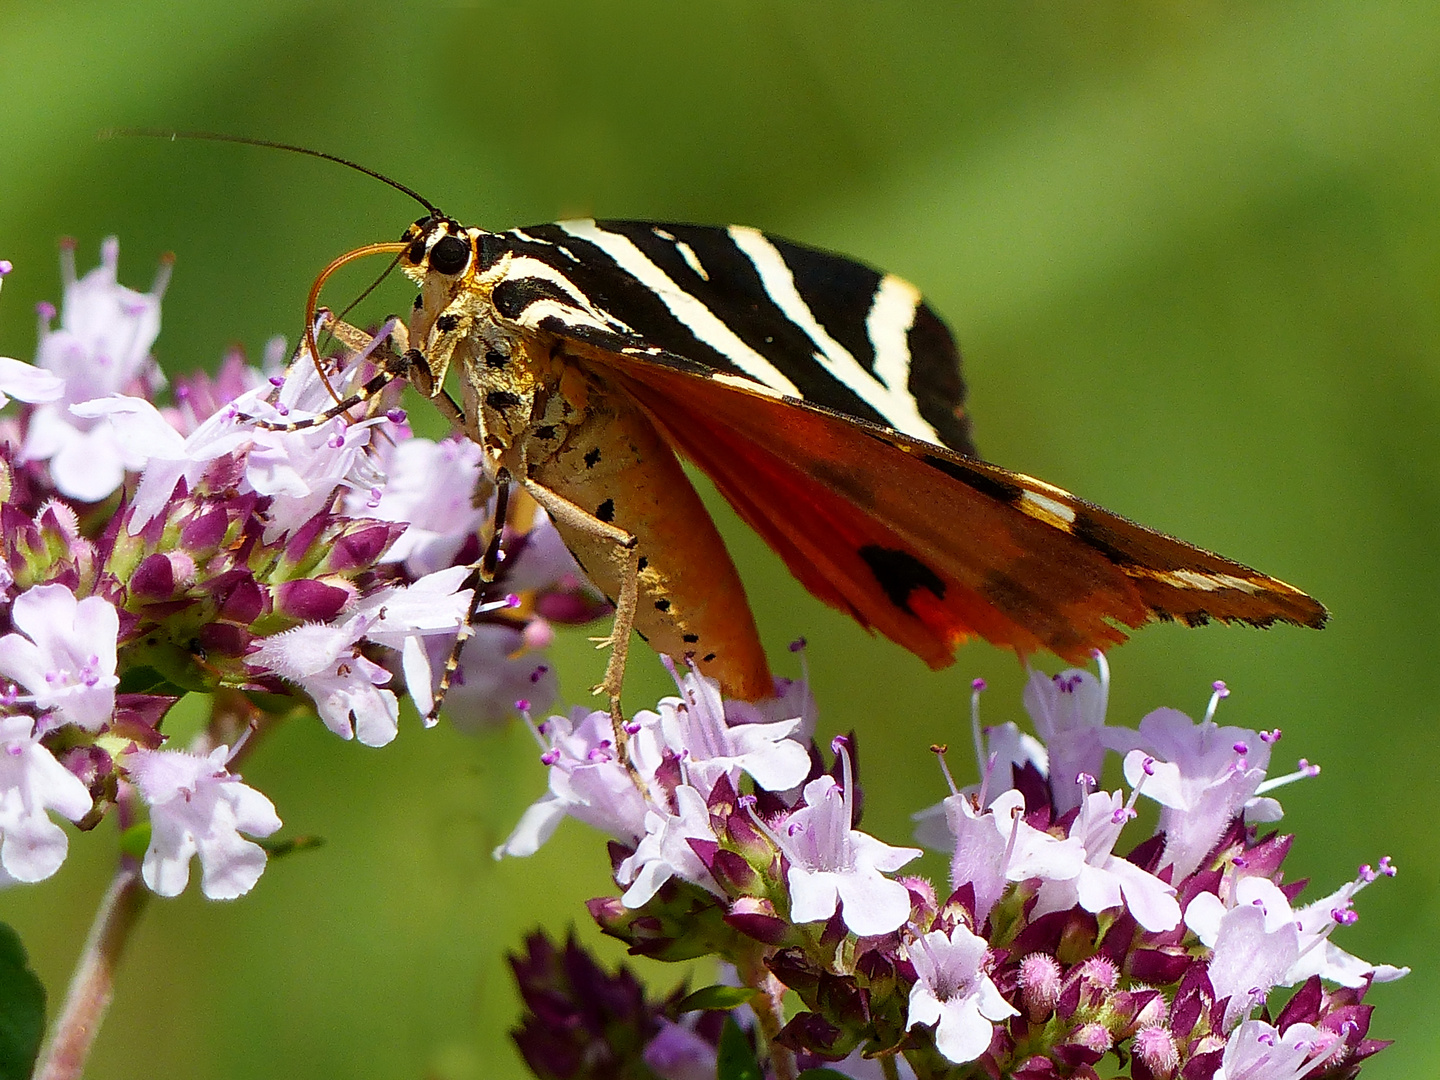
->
528, 385, 774, 702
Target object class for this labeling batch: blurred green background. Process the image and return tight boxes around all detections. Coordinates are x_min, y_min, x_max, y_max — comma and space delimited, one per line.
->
1, 2, 1436, 1077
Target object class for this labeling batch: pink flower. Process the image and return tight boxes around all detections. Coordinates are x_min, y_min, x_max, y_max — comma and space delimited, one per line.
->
249, 615, 400, 747
22, 238, 168, 502
0, 583, 119, 732
771, 743, 921, 937
127, 746, 282, 899
1030, 789, 1181, 932
905, 923, 1017, 1064
0, 713, 93, 882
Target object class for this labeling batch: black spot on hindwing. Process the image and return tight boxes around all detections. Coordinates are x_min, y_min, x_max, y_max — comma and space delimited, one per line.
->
858, 545, 946, 615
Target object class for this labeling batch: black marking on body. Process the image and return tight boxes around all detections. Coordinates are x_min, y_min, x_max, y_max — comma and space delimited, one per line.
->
583, 447, 601, 469
406, 239, 427, 265
858, 544, 947, 615
492, 275, 581, 321
637, 556, 648, 571
702, 652, 717, 662
595, 498, 616, 523
533, 424, 558, 440
921, 454, 1024, 505
682, 633, 699, 643
485, 350, 509, 369
412, 294, 424, 310
654, 598, 671, 612
485, 390, 522, 410
436, 314, 460, 333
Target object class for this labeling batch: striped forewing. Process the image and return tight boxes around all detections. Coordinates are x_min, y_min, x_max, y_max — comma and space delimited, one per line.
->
494, 220, 977, 457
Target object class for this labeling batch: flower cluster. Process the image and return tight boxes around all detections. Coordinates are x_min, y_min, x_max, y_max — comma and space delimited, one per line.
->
0, 241, 596, 899
504, 656, 1405, 1079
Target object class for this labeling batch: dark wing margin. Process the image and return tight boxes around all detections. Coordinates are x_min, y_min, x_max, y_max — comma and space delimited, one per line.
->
501, 220, 977, 456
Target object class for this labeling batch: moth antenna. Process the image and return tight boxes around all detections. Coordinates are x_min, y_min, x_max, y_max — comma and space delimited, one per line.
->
98, 128, 441, 215
304, 242, 408, 402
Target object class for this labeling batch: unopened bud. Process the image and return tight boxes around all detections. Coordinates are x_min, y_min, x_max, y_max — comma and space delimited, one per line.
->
1018, 953, 1063, 1020
1133, 1026, 1179, 1078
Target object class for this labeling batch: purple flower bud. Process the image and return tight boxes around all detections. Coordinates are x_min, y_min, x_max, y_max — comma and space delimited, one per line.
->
197, 621, 250, 658
0, 259, 12, 276
129, 553, 176, 598
1018, 953, 1063, 1020
972, 677, 987, 692
1132, 1026, 1178, 1076
386, 408, 406, 424
325, 523, 400, 572
215, 574, 266, 624
275, 579, 352, 622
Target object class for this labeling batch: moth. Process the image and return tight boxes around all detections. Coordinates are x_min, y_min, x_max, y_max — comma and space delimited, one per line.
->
195, 137, 1323, 723
294, 208, 1325, 712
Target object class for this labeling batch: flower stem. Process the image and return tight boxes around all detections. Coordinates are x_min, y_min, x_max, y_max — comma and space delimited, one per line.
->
738, 955, 796, 1080
32, 859, 149, 1080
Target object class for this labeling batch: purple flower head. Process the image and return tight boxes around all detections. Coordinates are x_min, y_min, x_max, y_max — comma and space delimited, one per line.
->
1121, 698, 1279, 879
343, 434, 489, 578
1030, 788, 1181, 933
647, 658, 810, 799
1024, 656, 1110, 815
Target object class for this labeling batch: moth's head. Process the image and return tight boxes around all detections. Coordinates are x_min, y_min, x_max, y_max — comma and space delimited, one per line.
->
399, 214, 487, 286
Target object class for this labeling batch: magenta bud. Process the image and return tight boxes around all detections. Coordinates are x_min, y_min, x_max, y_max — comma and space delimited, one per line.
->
216, 575, 266, 623
514, 698, 531, 713
36, 301, 56, 319
0, 259, 12, 276
130, 553, 175, 598
327, 523, 399, 571
972, 677, 987, 692
276, 578, 351, 622
386, 408, 406, 424
788, 637, 807, 652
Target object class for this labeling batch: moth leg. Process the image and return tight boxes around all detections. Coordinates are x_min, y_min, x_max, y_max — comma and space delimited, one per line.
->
244, 316, 415, 432
328, 317, 469, 430
518, 476, 641, 764
425, 475, 513, 725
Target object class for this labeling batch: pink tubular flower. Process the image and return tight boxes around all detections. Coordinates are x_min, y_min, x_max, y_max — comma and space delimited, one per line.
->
496, 706, 664, 858
0, 583, 119, 732
0, 712, 93, 882
344, 434, 489, 578
770, 744, 921, 937
905, 923, 1018, 1064
1215, 1019, 1341, 1080
1023, 660, 1109, 815
647, 661, 810, 798
1030, 788, 1181, 932
1121, 704, 1278, 879
22, 238, 169, 502
248, 615, 400, 747
126, 745, 282, 899
616, 783, 720, 908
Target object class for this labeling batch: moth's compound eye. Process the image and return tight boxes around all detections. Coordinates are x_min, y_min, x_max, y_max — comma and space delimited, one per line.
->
405, 238, 428, 265
429, 235, 470, 275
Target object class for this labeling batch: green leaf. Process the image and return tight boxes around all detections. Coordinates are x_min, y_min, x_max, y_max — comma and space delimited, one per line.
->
0, 922, 46, 1080
676, 984, 761, 1013
797, 1071, 854, 1080
716, 1016, 762, 1080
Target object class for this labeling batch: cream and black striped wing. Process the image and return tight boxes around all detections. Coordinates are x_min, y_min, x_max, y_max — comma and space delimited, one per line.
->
482, 218, 1326, 663
493, 220, 977, 457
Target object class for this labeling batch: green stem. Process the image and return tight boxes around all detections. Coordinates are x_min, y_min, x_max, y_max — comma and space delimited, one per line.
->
31, 860, 149, 1080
